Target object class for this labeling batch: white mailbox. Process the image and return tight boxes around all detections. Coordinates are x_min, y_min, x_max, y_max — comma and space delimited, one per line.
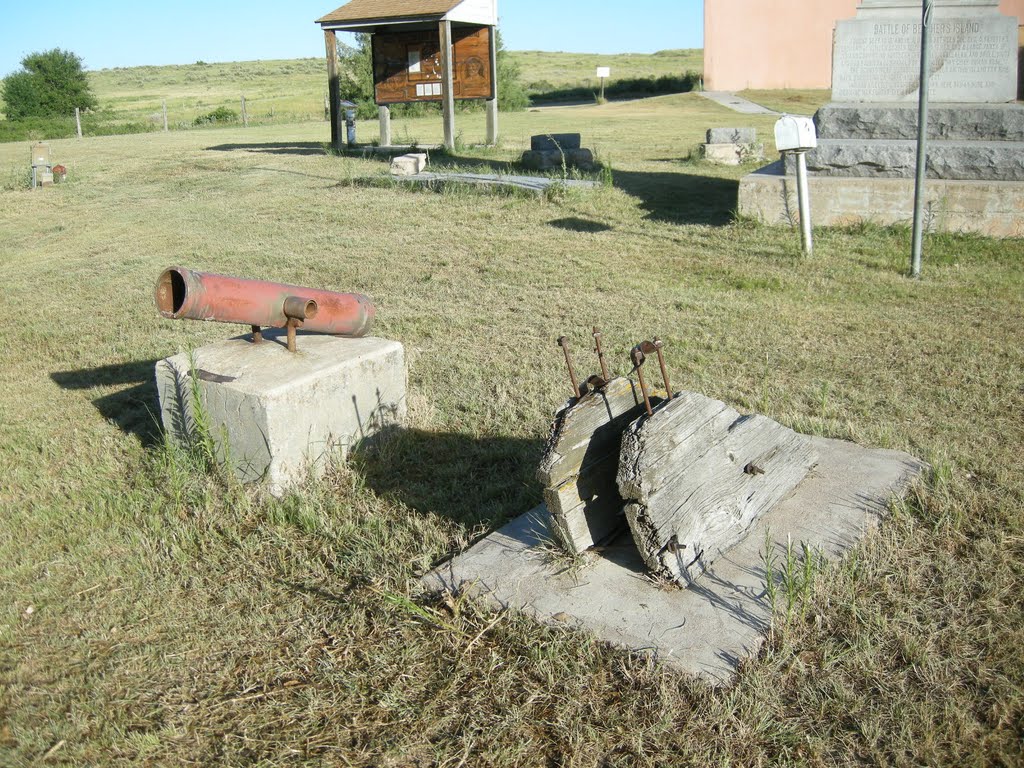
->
774, 115, 817, 152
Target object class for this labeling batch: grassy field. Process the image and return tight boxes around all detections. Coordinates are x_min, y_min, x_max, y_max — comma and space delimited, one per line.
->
738, 89, 832, 116
1, 93, 1022, 766
514, 49, 702, 90
85, 58, 330, 127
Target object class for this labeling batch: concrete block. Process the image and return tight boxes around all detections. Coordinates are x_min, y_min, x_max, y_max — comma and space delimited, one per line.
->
422, 436, 927, 683
814, 102, 1024, 141
390, 153, 428, 176
706, 127, 757, 144
156, 331, 406, 495
702, 142, 765, 165
531, 133, 582, 152
785, 138, 1024, 181
737, 160, 1024, 237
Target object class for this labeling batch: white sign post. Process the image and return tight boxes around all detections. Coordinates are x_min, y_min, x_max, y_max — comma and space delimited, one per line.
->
596, 66, 610, 101
774, 115, 818, 255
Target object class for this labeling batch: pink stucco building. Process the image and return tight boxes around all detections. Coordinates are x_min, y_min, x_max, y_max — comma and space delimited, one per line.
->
703, 0, 1024, 91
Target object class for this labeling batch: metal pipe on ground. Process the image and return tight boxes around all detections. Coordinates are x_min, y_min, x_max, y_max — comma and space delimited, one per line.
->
155, 266, 374, 337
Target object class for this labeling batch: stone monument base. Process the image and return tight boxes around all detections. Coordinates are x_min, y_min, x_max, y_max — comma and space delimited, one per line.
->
737, 160, 1024, 237
784, 138, 1024, 180
156, 331, 406, 495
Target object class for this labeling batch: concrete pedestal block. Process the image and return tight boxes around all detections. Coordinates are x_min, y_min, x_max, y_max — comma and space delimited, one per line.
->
156, 332, 406, 495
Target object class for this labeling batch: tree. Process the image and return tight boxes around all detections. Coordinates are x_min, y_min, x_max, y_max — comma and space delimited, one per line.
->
1, 49, 97, 120
494, 30, 528, 112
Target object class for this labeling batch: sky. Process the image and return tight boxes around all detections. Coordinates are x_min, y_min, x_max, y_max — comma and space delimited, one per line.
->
0, 0, 703, 77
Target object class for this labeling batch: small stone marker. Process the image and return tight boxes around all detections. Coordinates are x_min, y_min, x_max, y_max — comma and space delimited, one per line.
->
537, 377, 650, 553
706, 127, 757, 144
390, 152, 428, 176
523, 133, 596, 171
531, 133, 582, 152
617, 391, 817, 585
701, 127, 764, 165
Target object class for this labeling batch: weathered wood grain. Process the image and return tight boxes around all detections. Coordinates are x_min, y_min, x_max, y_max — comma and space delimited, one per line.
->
618, 390, 818, 584
537, 377, 649, 553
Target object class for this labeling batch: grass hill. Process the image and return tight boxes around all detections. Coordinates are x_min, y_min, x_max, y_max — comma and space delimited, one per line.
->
2, 49, 704, 134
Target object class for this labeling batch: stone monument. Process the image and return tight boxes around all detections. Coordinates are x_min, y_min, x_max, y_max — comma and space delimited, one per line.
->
739, 0, 1024, 236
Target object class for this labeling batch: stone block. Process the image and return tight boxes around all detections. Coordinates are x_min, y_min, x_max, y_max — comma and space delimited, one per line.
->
832, 14, 1018, 103
702, 142, 765, 165
706, 127, 757, 144
521, 147, 595, 171
814, 102, 1024, 141
156, 332, 406, 495
531, 133, 582, 152
785, 138, 1024, 180
389, 152, 428, 176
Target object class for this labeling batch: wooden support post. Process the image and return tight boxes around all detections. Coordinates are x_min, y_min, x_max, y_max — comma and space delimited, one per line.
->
324, 29, 341, 150
241, 95, 248, 127
439, 19, 456, 150
485, 27, 499, 146
162, 99, 168, 131
485, 100, 498, 146
378, 105, 391, 147
75, 107, 82, 138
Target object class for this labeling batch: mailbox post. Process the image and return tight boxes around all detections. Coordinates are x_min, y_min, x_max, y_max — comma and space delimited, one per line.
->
774, 115, 817, 255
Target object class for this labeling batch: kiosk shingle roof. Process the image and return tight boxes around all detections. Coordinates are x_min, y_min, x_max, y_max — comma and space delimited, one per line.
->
317, 0, 463, 24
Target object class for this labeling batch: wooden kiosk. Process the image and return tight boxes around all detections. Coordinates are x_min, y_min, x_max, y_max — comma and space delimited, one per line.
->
316, 0, 499, 150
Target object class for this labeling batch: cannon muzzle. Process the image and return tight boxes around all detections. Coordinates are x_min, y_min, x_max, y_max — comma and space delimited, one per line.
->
155, 267, 374, 343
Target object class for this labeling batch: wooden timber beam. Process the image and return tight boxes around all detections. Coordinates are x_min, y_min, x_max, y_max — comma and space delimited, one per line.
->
486, 26, 498, 146
324, 29, 342, 151
439, 19, 456, 150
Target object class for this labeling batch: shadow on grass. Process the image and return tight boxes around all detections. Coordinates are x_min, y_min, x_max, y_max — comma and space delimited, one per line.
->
353, 427, 544, 531
51, 360, 162, 447
548, 217, 613, 233
613, 169, 738, 226
204, 141, 326, 156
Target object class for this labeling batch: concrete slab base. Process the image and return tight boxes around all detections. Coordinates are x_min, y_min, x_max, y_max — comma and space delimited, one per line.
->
738, 161, 1024, 237
156, 331, 406, 495
422, 436, 926, 683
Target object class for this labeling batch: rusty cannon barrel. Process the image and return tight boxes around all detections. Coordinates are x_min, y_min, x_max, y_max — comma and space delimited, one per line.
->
155, 266, 375, 343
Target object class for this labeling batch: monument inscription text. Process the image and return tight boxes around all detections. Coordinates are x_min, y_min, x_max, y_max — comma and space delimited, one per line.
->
832, 16, 1017, 102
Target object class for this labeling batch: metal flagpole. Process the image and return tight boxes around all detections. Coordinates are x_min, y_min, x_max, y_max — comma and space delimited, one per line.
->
910, 0, 934, 278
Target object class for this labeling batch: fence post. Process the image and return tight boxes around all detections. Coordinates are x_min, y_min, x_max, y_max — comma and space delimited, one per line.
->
162, 100, 168, 132
241, 95, 248, 127
75, 107, 82, 138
